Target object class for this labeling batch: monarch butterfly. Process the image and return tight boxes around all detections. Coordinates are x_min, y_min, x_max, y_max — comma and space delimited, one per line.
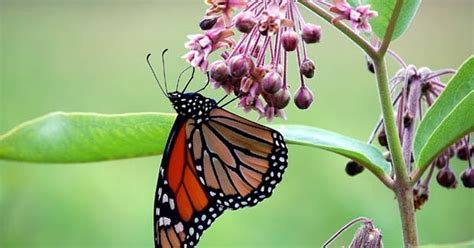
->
148, 51, 288, 248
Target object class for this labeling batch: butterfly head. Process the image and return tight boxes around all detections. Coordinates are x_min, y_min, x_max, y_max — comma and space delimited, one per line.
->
168, 91, 217, 121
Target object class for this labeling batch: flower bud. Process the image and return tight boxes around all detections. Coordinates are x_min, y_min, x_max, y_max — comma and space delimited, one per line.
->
262, 71, 283, 94
456, 146, 471, 160
345, 160, 364, 176
210, 60, 230, 82
378, 129, 388, 147
294, 86, 314, 109
460, 168, 474, 188
272, 89, 291, 109
199, 17, 218, 30
436, 166, 457, 189
301, 23, 321, 44
300, 59, 316, 78
349, 222, 383, 248
435, 156, 448, 169
229, 55, 253, 78
235, 12, 256, 33
282, 30, 299, 51
366, 56, 375, 73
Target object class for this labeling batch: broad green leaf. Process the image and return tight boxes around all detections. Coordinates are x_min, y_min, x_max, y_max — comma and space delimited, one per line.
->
272, 125, 391, 175
414, 56, 474, 170
1, 113, 390, 177
0, 112, 176, 163
347, 0, 421, 41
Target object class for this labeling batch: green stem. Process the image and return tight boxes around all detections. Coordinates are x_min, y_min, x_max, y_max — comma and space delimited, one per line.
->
373, 59, 408, 183
373, 58, 418, 247
378, 0, 405, 57
297, 0, 419, 246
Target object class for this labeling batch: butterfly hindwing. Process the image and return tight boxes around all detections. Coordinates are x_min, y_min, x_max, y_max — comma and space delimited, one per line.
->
187, 108, 288, 210
154, 117, 224, 248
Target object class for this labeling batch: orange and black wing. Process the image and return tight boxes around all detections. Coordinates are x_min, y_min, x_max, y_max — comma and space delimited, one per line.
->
187, 108, 288, 210
154, 117, 223, 248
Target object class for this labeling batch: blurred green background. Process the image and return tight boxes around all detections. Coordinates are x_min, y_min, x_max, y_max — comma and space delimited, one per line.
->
0, 0, 473, 247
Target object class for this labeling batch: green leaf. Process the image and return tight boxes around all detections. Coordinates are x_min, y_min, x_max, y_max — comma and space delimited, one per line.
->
0, 112, 176, 163
414, 56, 474, 170
1, 113, 390, 177
272, 125, 391, 176
347, 0, 421, 41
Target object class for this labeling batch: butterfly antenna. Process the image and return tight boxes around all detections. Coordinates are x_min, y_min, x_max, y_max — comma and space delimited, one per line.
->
146, 53, 167, 96
219, 93, 241, 108
216, 94, 229, 105
161, 49, 169, 93
195, 72, 210, 93
181, 67, 196, 93
176, 66, 192, 91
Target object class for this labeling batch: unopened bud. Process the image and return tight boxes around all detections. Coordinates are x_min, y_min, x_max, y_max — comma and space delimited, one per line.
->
456, 145, 472, 160
301, 23, 322, 44
272, 89, 291, 109
366, 56, 375, 73
460, 168, 474, 188
345, 161, 365, 176
229, 55, 253, 78
199, 17, 218, 30
300, 59, 316, 78
282, 30, 299, 51
378, 129, 388, 147
294, 86, 314, 109
436, 166, 457, 189
210, 60, 229, 82
262, 71, 283, 94
235, 12, 256, 33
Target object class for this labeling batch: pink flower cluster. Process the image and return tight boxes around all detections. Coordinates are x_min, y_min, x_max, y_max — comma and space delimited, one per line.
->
183, 0, 322, 120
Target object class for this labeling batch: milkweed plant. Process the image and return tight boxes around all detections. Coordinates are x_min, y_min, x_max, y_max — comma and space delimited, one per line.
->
0, 0, 473, 247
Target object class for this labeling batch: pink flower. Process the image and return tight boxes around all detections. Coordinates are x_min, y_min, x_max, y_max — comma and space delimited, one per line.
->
182, 19, 234, 71
330, 0, 378, 33
238, 94, 265, 113
351, 5, 378, 32
258, 0, 293, 36
206, 0, 249, 23
260, 105, 286, 121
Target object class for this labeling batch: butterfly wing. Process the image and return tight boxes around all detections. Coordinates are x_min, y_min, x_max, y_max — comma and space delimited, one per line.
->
188, 108, 288, 210
154, 116, 224, 248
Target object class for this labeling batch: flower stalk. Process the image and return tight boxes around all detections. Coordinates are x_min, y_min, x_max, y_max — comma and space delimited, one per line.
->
299, 0, 419, 246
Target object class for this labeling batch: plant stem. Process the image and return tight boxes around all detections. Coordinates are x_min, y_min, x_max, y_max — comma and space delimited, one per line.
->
373, 52, 419, 248
373, 59, 408, 183
378, 0, 404, 57
298, 0, 419, 246
394, 185, 419, 248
